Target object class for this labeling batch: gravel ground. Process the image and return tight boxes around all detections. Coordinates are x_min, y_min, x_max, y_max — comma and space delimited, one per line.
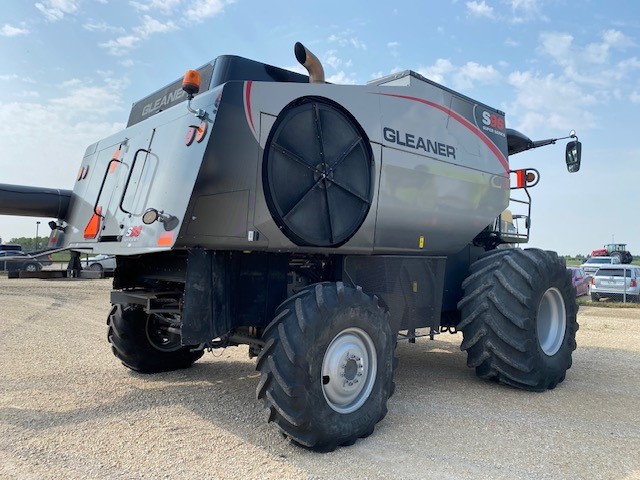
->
1, 277, 639, 480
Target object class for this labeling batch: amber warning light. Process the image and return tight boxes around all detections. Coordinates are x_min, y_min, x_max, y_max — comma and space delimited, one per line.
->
182, 69, 200, 97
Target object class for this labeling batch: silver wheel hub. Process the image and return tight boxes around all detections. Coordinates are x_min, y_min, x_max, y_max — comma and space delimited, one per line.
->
321, 327, 377, 414
536, 287, 567, 356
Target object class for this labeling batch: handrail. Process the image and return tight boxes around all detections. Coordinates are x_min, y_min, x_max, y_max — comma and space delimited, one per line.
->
119, 148, 150, 215
94, 158, 123, 217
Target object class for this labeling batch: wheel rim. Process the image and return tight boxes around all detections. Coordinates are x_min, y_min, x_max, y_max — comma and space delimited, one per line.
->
25, 263, 37, 272
321, 327, 377, 414
146, 314, 182, 352
536, 287, 567, 356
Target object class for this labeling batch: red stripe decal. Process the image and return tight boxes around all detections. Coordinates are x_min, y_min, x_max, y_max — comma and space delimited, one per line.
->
245, 81, 255, 134
374, 92, 509, 173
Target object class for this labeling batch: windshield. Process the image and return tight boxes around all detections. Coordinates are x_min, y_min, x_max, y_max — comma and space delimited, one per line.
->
586, 258, 613, 264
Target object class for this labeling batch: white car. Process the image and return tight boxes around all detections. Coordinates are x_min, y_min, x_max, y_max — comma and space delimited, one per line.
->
82, 254, 116, 272
580, 256, 620, 277
591, 265, 640, 302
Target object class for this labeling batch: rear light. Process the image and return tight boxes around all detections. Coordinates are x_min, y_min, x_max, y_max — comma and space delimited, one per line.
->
631, 279, 638, 287
591, 277, 595, 285
84, 206, 102, 239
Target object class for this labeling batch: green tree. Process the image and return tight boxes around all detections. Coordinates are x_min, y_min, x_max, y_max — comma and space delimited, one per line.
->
8, 236, 38, 251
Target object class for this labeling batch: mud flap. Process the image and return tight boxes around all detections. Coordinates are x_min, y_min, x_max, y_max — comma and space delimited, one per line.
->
182, 249, 231, 345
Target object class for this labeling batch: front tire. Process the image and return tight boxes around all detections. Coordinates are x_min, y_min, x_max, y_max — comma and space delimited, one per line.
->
256, 282, 396, 451
23, 262, 39, 272
107, 304, 204, 373
458, 249, 578, 391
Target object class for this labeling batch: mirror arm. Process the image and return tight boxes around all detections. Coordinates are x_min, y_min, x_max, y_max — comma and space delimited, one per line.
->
530, 132, 577, 150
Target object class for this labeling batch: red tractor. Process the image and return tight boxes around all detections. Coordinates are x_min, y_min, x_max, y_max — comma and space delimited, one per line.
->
591, 244, 633, 264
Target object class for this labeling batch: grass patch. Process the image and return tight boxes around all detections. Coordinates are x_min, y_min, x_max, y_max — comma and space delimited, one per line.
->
577, 298, 640, 308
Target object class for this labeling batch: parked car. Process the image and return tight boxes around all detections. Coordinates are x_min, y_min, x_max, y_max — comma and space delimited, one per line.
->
0, 251, 43, 272
591, 265, 640, 302
568, 266, 590, 297
0, 244, 23, 253
580, 256, 620, 276
82, 254, 116, 272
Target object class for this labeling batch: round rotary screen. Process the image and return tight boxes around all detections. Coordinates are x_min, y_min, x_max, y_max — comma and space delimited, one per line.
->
263, 99, 373, 247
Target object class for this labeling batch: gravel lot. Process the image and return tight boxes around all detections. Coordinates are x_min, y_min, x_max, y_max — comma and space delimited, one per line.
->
1, 277, 639, 479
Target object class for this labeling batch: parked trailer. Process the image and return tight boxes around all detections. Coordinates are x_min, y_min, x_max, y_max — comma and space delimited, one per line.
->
0, 42, 582, 451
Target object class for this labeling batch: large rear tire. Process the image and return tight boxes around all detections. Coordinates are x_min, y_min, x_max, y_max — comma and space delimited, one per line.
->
458, 248, 578, 391
108, 304, 204, 373
610, 251, 623, 263
256, 282, 396, 451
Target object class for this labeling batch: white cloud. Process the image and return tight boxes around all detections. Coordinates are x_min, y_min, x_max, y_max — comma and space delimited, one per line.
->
418, 59, 500, 90
0, 80, 125, 191
19, 90, 41, 98
602, 29, 635, 48
466, 1, 493, 18
326, 71, 357, 85
35, 0, 79, 21
328, 32, 367, 50
100, 35, 141, 56
1, 24, 29, 37
505, 0, 545, 23
185, 0, 233, 22
505, 71, 597, 134
130, 0, 182, 13
83, 22, 126, 34
139, 15, 177, 36
387, 41, 400, 57
325, 50, 342, 70
417, 59, 454, 84
539, 30, 640, 89
505, 37, 519, 47
100, 15, 177, 55
630, 91, 640, 104
453, 61, 501, 89
324, 50, 351, 70
0, 74, 35, 83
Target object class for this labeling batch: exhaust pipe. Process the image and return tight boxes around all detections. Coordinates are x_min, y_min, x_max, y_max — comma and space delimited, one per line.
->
294, 42, 325, 84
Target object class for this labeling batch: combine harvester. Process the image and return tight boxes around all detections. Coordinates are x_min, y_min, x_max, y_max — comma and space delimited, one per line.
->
0, 42, 583, 451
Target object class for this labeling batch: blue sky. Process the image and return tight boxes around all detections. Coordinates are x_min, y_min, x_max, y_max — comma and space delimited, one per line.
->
1, 0, 639, 256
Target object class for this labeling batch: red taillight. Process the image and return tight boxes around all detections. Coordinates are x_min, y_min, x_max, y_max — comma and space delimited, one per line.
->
591, 277, 595, 285
631, 279, 637, 287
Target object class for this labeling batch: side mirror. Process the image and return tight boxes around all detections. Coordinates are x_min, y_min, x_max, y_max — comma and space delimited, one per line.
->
565, 140, 581, 173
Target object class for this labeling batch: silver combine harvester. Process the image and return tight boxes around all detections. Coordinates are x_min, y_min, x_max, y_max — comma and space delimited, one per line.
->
0, 42, 583, 451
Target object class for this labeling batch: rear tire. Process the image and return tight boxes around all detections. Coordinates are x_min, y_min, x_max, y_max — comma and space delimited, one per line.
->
610, 251, 623, 263
107, 304, 204, 373
256, 282, 396, 451
458, 248, 578, 391
89, 263, 103, 272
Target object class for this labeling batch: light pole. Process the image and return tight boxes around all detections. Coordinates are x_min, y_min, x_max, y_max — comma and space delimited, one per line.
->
35, 221, 40, 251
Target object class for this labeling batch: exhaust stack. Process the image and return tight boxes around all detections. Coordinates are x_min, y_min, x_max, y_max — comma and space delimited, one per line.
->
294, 42, 325, 83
